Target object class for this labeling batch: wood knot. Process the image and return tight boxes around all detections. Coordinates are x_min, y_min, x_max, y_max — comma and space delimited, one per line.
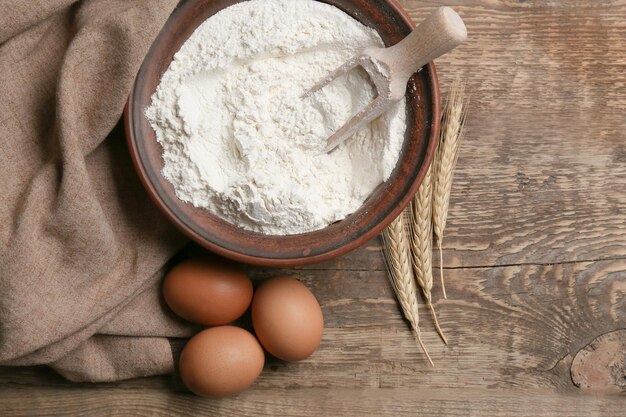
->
571, 330, 626, 395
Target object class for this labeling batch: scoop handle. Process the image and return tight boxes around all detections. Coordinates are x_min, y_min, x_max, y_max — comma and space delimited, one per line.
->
386, 7, 467, 81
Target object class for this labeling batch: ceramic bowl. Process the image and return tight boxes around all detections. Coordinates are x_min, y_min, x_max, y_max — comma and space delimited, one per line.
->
125, 0, 440, 266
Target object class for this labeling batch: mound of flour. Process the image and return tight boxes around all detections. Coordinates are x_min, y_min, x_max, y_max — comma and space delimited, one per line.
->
146, 0, 406, 235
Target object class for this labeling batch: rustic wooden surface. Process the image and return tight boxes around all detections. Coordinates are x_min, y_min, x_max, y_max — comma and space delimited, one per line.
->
1, 0, 625, 415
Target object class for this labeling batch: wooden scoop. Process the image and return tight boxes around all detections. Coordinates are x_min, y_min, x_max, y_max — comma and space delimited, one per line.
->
305, 7, 467, 153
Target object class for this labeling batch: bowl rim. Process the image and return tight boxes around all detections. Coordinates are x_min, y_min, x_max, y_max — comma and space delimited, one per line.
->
124, 0, 440, 267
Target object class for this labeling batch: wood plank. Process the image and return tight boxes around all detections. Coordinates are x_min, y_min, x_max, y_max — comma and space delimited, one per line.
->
1, 259, 623, 396
0, 386, 623, 417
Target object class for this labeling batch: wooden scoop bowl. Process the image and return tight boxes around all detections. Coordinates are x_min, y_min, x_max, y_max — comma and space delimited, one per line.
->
306, 7, 467, 152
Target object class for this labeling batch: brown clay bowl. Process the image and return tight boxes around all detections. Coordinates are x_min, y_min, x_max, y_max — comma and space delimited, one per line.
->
125, 0, 440, 267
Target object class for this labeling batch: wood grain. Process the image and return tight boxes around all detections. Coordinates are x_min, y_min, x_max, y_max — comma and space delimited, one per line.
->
1, 387, 624, 417
1, 0, 625, 416
571, 329, 626, 394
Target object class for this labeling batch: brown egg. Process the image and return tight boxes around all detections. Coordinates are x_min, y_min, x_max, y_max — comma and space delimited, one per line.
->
179, 326, 265, 398
252, 276, 324, 361
163, 257, 252, 325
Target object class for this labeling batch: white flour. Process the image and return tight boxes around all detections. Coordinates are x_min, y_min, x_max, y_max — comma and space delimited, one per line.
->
146, 0, 406, 235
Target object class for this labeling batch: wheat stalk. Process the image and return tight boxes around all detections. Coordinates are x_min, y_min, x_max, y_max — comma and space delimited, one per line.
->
432, 77, 468, 299
380, 215, 434, 366
408, 167, 448, 345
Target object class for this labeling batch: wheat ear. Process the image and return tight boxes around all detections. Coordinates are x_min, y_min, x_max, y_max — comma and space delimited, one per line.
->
381, 215, 434, 366
432, 77, 468, 299
408, 168, 448, 345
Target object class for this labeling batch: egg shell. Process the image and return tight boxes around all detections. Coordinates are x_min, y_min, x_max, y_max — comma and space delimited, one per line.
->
163, 257, 252, 325
179, 326, 265, 398
252, 276, 324, 361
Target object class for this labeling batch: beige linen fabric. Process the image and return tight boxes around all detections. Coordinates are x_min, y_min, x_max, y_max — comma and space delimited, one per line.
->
0, 0, 197, 382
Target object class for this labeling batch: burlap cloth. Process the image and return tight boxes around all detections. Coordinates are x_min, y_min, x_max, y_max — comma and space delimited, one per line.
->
0, 0, 200, 382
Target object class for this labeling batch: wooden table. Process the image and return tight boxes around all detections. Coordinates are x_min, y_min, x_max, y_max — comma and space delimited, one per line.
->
1, 1, 625, 415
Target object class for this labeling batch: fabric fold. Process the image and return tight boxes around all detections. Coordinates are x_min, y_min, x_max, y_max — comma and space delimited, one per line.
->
50, 335, 175, 383
0, 0, 189, 381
